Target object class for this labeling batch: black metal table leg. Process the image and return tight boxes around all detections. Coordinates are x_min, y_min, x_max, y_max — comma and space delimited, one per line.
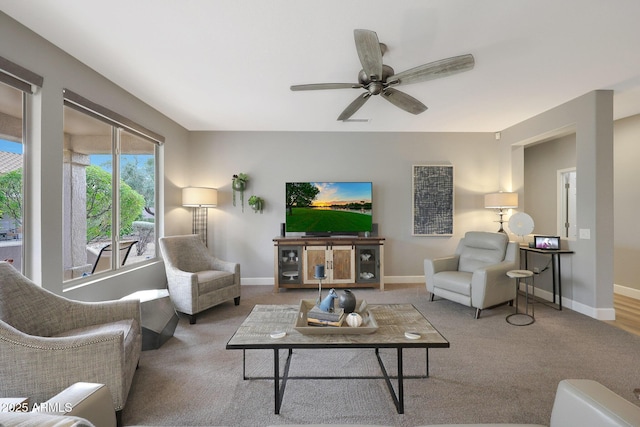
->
375, 347, 405, 414
425, 348, 429, 378
556, 253, 563, 310
274, 348, 293, 414
397, 347, 404, 414
273, 349, 280, 414
242, 349, 247, 380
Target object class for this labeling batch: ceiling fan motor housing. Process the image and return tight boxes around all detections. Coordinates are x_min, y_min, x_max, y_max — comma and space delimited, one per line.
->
359, 65, 395, 95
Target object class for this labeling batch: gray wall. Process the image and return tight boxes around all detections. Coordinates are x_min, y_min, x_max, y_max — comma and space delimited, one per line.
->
501, 91, 615, 319
524, 134, 576, 235
523, 134, 576, 296
187, 131, 501, 281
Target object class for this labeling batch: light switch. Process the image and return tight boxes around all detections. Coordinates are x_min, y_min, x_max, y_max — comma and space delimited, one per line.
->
579, 228, 591, 239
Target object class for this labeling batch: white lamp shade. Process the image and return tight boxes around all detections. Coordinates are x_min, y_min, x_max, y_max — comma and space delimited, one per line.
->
182, 187, 218, 207
484, 192, 518, 209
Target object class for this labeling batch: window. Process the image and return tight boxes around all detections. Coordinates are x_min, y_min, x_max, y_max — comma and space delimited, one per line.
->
62, 90, 162, 282
0, 56, 42, 273
0, 83, 24, 271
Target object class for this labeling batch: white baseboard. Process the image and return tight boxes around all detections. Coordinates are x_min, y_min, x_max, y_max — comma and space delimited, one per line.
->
507, 280, 621, 320
241, 277, 636, 321
614, 284, 640, 299
384, 275, 424, 284
570, 300, 616, 320
241, 277, 274, 286
241, 275, 425, 286
525, 283, 639, 320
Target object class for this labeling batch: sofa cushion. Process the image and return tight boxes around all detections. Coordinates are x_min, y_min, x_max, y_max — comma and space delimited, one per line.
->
197, 270, 235, 294
433, 271, 473, 295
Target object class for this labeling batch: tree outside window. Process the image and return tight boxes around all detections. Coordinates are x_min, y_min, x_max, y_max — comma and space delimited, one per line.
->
63, 105, 157, 281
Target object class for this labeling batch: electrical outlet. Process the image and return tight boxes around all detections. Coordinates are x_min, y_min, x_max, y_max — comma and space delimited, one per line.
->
533, 267, 540, 274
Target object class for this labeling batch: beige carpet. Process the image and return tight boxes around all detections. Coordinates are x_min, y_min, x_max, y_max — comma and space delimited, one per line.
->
122, 284, 640, 426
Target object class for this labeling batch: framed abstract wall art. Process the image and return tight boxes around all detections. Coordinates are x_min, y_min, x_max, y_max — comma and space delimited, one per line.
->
412, 164, 454, 236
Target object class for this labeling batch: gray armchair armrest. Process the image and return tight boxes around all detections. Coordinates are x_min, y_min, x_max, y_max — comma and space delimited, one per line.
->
34, 382, 116, 427
424, 256, 459, 293
210, 257, 239, 275
550, 379, 640, 427
7, 296, 139, 338
62, 299, 141, 331
471, 259, 518, 308
427, 255, 460, 275
1, 321, 128, 412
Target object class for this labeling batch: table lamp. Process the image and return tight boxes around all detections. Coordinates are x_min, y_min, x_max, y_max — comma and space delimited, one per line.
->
484, 192, 518, 233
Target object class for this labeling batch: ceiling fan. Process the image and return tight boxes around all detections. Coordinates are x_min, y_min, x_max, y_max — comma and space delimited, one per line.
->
290, 29, 475, 121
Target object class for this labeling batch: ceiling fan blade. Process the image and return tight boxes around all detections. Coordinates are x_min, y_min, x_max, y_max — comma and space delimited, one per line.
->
354, 29, 383, 81
337, 92, 371, 121
388, 54, 475, 86
290, 83, 363, 91
381, 88, 427, 115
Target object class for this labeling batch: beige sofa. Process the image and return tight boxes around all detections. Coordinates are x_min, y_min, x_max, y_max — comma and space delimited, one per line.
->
0, 382, 116, 427
269, 379, 640, 427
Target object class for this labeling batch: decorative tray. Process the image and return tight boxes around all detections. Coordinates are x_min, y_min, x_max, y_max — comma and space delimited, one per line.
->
294, 299, 378, 335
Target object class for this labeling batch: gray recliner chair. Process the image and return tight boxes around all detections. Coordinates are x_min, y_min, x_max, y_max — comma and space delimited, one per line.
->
159, 234, 241, 324
424, 231, 519, 318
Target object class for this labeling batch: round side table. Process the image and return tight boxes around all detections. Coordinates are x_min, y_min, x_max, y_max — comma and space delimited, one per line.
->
506, 269, 535, 326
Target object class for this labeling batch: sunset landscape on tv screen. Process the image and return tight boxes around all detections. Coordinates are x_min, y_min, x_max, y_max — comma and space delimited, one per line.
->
285, 182, 372, 234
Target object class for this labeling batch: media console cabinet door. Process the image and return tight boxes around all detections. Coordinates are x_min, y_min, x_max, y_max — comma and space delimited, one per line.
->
303, 246, 327, 283
303, 245, 355, 284
331, 245, 355, 283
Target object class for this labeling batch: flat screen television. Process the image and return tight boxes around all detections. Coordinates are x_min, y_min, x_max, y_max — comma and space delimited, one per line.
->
285, 182, 372, 235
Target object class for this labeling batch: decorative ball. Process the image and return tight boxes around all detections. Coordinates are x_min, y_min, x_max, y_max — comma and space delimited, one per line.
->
346, 312, 362, 327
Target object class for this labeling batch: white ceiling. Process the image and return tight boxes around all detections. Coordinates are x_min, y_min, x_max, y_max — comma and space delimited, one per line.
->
3, 0, 640, 133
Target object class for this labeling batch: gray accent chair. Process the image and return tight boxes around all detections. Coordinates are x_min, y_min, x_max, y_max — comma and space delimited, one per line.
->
0, 261, 141, 424
424, 231, 519, 318
159, 234, 240, 324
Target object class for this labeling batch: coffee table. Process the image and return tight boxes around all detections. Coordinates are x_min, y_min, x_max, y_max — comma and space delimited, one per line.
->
226, 303, 449, 414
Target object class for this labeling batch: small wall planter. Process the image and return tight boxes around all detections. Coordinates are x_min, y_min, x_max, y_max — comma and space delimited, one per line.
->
232, 173, 249, 212
248, 195, 264, 214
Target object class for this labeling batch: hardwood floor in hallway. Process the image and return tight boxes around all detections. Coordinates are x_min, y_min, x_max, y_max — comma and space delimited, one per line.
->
606, 293, 640, 337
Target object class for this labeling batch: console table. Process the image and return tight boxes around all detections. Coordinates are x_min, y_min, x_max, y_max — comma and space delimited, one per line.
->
273, 236, 385, 292
520, 247, 574, 310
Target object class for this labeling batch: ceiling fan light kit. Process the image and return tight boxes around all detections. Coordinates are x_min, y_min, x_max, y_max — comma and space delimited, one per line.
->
290, 29, 475, 121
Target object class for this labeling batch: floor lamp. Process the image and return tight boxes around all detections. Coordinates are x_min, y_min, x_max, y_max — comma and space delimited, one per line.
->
182, 187, 218, 246
484, 192, 518, 233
